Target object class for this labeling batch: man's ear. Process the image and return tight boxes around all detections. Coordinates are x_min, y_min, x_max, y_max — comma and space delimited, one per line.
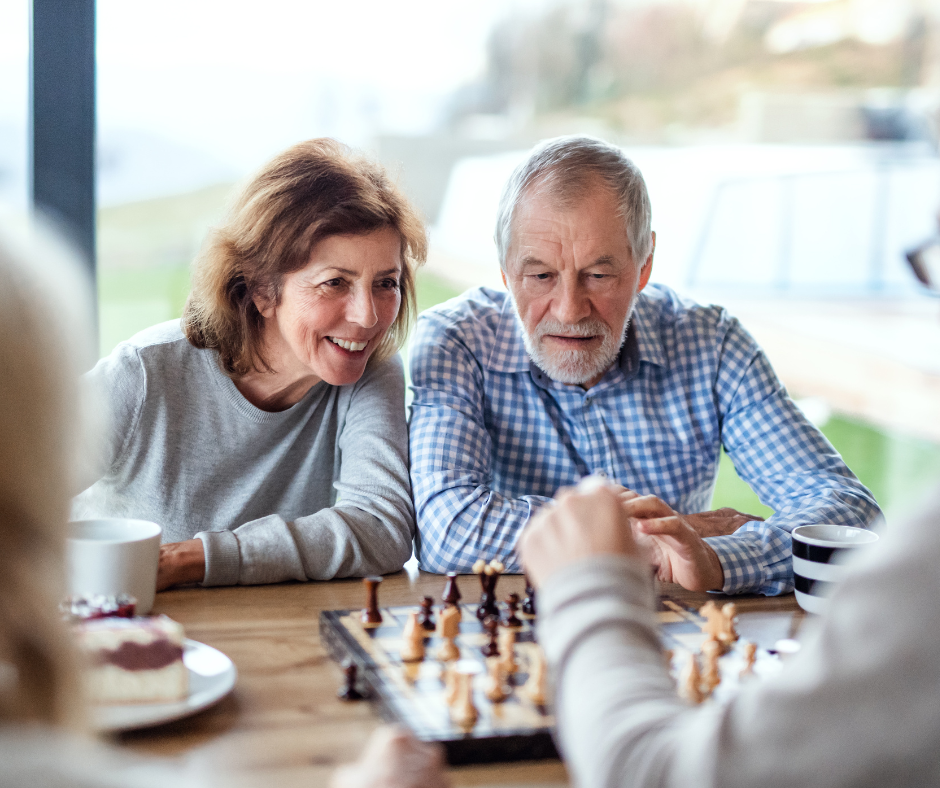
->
500, 267, 508, 289
637, 231, 655, 293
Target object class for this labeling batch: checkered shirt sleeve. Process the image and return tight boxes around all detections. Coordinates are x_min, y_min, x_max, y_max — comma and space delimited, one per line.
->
706, 320, 881, 593
409, 311, 549, 572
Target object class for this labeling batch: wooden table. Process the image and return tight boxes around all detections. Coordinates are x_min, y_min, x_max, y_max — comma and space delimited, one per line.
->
118, 571, 802, 788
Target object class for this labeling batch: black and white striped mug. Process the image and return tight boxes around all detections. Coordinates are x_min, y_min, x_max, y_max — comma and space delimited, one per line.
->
791, 525, 879, 614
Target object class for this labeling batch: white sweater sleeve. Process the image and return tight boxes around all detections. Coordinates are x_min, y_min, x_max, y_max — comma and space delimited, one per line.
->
538, 488, 940, 788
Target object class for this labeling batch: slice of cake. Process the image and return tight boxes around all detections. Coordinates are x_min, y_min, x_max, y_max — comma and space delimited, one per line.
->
75, 615, 188, 704
62, 593, 137, 622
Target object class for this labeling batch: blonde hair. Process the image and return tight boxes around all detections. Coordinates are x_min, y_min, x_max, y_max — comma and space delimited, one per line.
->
0, 223, 94, 728
183, 138, 428, 377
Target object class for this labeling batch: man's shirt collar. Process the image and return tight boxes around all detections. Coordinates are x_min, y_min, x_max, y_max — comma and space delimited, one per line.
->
483, 289, 667, 376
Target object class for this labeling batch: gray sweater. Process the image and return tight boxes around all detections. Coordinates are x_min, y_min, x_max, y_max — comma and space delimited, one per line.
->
539, 488, 940, 788
74, 321, 414, 586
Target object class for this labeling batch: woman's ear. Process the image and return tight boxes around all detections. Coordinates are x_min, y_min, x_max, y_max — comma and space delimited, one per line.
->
252, 284, 276, 319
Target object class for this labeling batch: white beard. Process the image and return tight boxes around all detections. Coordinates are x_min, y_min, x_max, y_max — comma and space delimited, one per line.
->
520, 308, 633, 385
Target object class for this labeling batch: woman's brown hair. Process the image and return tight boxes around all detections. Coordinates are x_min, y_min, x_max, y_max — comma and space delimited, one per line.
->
183, 138, 427, 376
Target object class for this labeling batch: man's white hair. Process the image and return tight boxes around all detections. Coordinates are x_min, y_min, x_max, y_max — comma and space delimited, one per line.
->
494, 135, 653, 270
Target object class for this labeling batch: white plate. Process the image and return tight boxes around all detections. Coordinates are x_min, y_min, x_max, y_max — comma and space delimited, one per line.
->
92, 639, 237, 732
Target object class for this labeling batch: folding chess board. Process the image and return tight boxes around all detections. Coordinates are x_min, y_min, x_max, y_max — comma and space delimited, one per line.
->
320, 595, 784, 765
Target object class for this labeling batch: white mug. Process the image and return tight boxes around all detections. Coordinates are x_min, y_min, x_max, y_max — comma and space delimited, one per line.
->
67, 519, 162, 614
792, 524, 879, 615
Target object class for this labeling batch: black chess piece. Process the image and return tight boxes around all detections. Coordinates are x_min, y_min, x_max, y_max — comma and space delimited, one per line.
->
361, 576, 383, 625
475, 565, 501, 620
337, 660, 365, 701
480, 616, 500, 658
503, 592, 522, 628
418, 596, 436, 632
522, 573, 537, 616
441, 572, 461, 609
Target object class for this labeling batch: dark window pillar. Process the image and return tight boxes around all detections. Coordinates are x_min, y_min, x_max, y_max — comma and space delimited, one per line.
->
30, 0, 96, 308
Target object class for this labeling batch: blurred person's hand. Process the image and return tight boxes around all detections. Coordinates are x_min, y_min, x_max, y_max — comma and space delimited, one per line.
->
520, 482, 726, 593
157, 540, 206, 590
330, 726, 450, 788
521, 481, 642, 587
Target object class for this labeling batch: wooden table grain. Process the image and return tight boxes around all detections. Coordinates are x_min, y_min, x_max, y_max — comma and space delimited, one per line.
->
115, 570, 801, 788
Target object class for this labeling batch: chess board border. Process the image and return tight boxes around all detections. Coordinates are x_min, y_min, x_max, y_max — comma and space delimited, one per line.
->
320, 605, 558, 765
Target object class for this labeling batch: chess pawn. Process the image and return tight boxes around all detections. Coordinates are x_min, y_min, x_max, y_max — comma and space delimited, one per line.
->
450, 671, 478, 729
699, 600, 729, 655
679, 653, 704, 705
485, 658, 508, 703
418, 596, 436, 634
360, 576, 383, 627
337, 660, 365, 701
740, 641, 757, 679
480, 616, 500, 658
502, 593, 522, 628
436, 605, 461, 662
437, 637, 460, 662
498, 629, 518, 675
441, 572, 462, 607
400, 611, 425, 663
522, 646, 548, 706
720, 603, 739, 647
521, 574, 537, 617
701, 639, 721, 698
443, 664, 460, 706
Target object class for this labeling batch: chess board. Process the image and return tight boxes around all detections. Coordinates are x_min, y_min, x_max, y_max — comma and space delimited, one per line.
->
320, 595, 786, 765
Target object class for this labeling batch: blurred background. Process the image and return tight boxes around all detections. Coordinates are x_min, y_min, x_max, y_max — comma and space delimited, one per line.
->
2, 0, 939, 525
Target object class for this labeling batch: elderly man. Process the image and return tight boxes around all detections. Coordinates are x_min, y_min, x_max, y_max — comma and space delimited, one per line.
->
409, 135, 880, 595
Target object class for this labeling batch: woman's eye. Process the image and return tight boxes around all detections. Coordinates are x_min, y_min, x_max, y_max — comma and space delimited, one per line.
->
377, 278, 400, 290
323, 278, 345, 288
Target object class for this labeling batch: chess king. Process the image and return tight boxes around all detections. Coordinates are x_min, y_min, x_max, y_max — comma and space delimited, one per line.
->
409, 135, 881, 595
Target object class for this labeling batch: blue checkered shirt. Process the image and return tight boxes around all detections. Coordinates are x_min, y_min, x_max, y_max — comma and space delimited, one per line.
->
409, 285, 881, 595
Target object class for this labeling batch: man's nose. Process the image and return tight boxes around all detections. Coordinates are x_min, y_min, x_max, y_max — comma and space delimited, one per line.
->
552, 278, 591, 325
347, 286, 378, 328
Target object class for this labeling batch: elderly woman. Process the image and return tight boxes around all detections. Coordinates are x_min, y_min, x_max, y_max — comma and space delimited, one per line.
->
74, 138, 426, 590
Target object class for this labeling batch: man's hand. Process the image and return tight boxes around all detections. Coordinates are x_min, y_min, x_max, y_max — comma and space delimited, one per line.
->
624, 495, 724, 592
330, 725, 450, 788
157, 539, 206, 591
685, 507, 762, 537
520, 483, 641, 588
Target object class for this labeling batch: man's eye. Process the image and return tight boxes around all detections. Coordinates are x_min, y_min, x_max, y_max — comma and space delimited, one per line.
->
534, 273, 552, 280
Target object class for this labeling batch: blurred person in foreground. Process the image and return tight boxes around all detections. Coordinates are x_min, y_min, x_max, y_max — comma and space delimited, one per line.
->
75, 139, 426, 590
0, 226, 203, 787
337, 474, 940, 788
409, 135, 880, 595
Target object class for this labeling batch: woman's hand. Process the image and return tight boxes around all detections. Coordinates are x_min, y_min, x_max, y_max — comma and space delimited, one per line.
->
157, 539, 206, 590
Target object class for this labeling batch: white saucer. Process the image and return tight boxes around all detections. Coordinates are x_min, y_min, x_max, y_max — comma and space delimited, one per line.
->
92, 639, 237, 732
